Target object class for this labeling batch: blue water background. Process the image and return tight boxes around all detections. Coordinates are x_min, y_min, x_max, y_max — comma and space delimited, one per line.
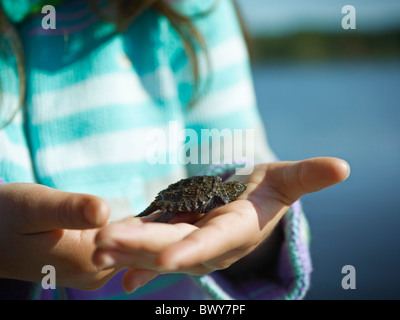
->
252, 58, 400, 299
237, 0, 400, 35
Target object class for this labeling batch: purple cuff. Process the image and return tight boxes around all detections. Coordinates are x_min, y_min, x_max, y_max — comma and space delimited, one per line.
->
0, 178, 6, 185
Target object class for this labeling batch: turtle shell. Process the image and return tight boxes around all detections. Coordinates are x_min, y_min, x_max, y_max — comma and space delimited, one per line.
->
137, 175, 247, 222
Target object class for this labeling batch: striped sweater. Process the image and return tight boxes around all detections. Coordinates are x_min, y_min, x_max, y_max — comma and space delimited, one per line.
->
0, 0, 311, 299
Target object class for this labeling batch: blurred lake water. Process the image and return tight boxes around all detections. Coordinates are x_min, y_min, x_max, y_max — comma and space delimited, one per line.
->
252, 58, 400, 299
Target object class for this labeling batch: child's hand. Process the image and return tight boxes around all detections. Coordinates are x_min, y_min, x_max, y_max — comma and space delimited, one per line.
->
93, 157, 350, 293
0, 183, 119, 290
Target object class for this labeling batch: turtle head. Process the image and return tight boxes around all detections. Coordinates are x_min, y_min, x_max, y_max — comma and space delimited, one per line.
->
224, 181, 247, 201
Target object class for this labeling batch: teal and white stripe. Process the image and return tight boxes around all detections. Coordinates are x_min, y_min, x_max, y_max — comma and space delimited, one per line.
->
0, 0, 311, 300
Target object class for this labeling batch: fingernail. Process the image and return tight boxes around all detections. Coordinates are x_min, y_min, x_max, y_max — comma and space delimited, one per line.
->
161, 260, 179, 272
85, 200, 108, 226
338, 160, 351, 180
98, 254, 116, 270
125, 284, 140, 294
84, 201, 98, 225
157, 254, 180, 272
96, 238, 117, 249
125, 280, 146, 294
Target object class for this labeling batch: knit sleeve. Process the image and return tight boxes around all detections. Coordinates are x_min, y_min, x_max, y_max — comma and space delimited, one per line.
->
0, 113, 36, 184
172, 0, 277, 177
0, 29, 36, 183
0, 32, 37, 300
171, 0, 312, 299
0, 0, 57, 23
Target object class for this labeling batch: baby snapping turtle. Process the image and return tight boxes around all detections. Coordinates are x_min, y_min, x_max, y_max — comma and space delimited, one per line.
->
137, 176, 247, 223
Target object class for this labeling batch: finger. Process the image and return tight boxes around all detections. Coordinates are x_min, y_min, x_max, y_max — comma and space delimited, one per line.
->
122, 268, 159, 293
267, 157, 350, 205
1, 183, 110, 233
120, 264, 216, 294
93, 222, 198, 270
138, 211, 205, 225
95, 221, 198, 253
95, 247, 214, 276
94, 248, 157, 270
157, 203, 259, 271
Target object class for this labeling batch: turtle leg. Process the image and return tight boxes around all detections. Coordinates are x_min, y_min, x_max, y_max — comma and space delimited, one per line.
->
136, 200, 160, 218
201, 197, 218, 212
218, 187, 230, 205
154, 208, 176, 223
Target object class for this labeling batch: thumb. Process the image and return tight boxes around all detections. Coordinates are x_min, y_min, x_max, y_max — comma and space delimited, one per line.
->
268, 157, 350, 205
0, 183, 110, 234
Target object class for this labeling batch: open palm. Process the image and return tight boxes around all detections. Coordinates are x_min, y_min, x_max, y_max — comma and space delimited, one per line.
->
93, 157, 350, 293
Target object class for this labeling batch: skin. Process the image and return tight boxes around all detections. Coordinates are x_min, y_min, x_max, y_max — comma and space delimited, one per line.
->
0, 157, 350, 293
0, 183, 120, 290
